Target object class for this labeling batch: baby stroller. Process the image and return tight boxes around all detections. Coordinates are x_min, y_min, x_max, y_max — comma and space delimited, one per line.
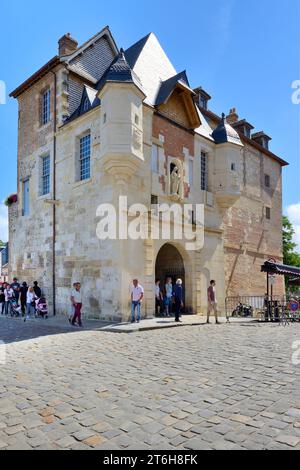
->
10, 299, 22, 317
35, 298, 48, 319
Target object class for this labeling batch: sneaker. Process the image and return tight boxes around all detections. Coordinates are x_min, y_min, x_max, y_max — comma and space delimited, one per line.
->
131, 320, 135, 324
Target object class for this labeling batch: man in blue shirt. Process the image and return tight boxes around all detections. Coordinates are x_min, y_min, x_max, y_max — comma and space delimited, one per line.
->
173, 279, 184, 323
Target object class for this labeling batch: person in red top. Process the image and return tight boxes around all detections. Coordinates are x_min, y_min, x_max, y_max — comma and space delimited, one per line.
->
207, 280, 220, 324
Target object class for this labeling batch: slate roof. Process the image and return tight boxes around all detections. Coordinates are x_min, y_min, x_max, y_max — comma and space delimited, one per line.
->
97, 49, 145, 95
125, 33, 152, 69
155, 71, 194, 106
66, 85, 100, 123
211, 114, 243, 146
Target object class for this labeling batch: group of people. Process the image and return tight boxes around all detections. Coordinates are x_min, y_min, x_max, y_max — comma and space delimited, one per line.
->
154, 277, 184, 322
0, 278, 43, 321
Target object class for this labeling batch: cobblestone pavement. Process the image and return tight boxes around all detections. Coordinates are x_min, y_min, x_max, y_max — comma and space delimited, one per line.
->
1, 317, 300, 450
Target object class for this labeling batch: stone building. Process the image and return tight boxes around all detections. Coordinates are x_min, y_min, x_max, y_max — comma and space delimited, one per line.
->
8, 26, 287, 320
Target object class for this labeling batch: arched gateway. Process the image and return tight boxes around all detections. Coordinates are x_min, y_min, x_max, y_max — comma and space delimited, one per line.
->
155, 243, 193, 315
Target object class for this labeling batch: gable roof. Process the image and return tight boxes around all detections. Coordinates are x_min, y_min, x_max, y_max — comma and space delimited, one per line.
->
155, 71, 192, 106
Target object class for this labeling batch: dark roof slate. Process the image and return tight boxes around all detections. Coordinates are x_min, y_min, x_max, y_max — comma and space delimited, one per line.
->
97, 49, 144, 94
125, 33, 152, 69
211, 113, 243, 146
155, 71, 193, 106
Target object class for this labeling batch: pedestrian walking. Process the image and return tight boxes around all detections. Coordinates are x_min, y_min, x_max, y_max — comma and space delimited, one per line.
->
164, 277, 173, 317
24, 287, 37, 322
207, 280, 220, 324
20, 282, 28, 316
71, 283, 83, 327
155, 279, 163, 317
131, 279, 144, 323
173, 279, 184, 323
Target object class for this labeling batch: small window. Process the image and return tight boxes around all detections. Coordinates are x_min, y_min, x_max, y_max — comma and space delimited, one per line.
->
244, 127, 251, 138
265, 174, 270, 188
189, 158, 194, 187
151, 195, 158, 215
151, 144, 159, 173
83, 98, 89, 112
41, 155, 50, 195
201, 152, 208, 191
103, 113, 107, 124
135, 114, 139, 125
231, 163, 236, 171
265, 207, 271, 220
41, 89, 51, 125
23, 179, 30, 216
79, 134, 91, 181
199, 96, 207, 110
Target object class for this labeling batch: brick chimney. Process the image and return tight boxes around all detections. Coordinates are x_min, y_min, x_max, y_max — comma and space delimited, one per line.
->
58, 33, 78, 56
226, 108, 239, 124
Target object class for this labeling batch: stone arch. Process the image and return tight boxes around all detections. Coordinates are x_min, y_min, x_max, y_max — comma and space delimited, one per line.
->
154, 242, 194, 314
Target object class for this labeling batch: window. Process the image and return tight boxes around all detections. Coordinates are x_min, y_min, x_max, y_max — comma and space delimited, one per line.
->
231, 163, 236, 171
199, 96, 207, 110
266, 207, 271, 220
201, 152, 208, 191
41, 155, 50, 195
263, 139, 269, 150
83, 98, 89, 112
23, 179, 30, 216
189, 158, 194, 187
244, 127, 251, 138
42, 89, 51, 125
135, 114, 139, 125
265, 174, 270, 188
151, 144, 159, 173
103, 113, 107, 124
79, 134, 91, 181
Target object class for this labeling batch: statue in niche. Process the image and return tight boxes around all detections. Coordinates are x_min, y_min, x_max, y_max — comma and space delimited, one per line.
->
170, 164, 182, 197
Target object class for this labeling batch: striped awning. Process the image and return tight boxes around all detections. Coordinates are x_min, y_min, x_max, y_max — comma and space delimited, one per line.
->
261, 261, 300, 278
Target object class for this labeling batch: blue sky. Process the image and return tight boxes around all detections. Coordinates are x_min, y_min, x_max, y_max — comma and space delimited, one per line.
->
0, 0, 299, 244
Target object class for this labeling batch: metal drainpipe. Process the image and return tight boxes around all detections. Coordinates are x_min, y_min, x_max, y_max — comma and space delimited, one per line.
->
51, 70, 57, 316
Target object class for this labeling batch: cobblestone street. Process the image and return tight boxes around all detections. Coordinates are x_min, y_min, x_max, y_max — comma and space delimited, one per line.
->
1, 317, 300, 450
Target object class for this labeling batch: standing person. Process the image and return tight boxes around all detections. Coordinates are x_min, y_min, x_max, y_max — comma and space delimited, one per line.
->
207, 280, 220, 324
68, 283, 77, 324
33, 281, 42, 299
131, 279, 144, 323
173, 279, 184, 323
4, 284, 14, 316
164, 277, 173, 317
0, 284, 5, 315
11, 278, 21, 305
71, 283, 83, 328
24, 287, 37, 322
155, 279, 163, 317
20, 282, 28, 316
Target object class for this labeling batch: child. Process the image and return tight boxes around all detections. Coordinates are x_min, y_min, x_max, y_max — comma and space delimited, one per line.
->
24, 287, 37, 322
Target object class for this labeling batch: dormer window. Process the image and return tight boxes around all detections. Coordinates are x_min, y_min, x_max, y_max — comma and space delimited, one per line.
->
83, 98, 89, 112
199, 96, 208, 110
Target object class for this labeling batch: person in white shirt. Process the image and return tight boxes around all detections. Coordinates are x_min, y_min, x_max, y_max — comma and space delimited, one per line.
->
71, 283, 83, 327
4, 284, 14, 316
24, 287, 37, 322
131, 279, 144, 323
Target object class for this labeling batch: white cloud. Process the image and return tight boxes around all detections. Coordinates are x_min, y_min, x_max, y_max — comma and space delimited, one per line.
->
0, 203, 8, 242
287, 202, 300, 252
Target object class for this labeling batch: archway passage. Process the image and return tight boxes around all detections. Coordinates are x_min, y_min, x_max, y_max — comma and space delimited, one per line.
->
155, 244, 186, 316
